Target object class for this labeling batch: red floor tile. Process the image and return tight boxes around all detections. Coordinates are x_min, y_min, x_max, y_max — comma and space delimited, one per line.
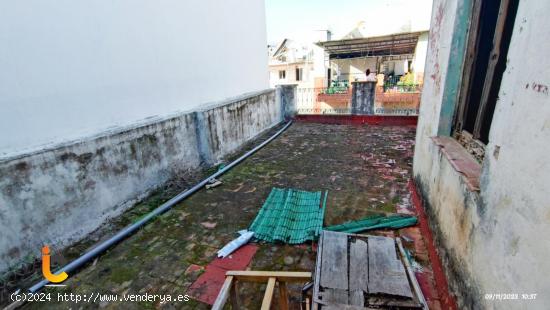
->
187, 244, 258, 305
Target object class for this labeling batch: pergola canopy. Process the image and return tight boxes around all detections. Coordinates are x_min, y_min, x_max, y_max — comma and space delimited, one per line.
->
316, 31, 425, 59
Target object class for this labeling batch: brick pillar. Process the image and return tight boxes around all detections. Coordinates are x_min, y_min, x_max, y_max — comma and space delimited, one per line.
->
351, 81, 376, 115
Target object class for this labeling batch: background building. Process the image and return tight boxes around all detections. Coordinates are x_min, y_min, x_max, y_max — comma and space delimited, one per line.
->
268, 37, 327, 88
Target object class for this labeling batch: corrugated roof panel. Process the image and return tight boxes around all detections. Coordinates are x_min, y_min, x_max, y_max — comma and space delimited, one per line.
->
249, 188, 327, 244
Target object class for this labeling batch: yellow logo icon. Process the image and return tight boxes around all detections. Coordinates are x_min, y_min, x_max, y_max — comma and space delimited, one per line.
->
42, 245, 68, 283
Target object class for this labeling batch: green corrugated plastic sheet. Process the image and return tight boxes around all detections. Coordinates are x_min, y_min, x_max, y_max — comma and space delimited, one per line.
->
249, 188, 327, 244
325, 214, 417, 233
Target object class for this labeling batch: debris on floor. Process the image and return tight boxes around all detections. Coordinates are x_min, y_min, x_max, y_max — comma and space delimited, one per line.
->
313, 231, 424, 309
206, 178, 223, 189
325, 214, 417, 233
217, 230, 255, 258
187, 244, 258, 305
249, 188, 327, 244
201, 221, 217, 229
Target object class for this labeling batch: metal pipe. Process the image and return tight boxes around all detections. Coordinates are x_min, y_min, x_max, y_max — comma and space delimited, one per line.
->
29, 121, 293, 293
396, 237, 428, 309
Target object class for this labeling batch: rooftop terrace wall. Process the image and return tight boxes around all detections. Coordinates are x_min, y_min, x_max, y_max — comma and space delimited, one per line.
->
0, 89, 281, 273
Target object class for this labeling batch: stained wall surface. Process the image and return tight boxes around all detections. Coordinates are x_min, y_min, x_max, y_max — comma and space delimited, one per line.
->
413, 0, 550, 309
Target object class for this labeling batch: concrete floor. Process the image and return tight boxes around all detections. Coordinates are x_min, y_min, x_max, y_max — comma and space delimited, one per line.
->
20, 121, 441, 309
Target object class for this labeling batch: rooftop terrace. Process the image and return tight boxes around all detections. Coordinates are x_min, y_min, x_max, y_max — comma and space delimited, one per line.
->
20, 120, 450, 309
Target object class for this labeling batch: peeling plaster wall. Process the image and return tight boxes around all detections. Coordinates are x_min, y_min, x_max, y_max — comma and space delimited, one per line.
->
414, 0, 550, 309
0, 89, 281, 273
195, 89, 281, 164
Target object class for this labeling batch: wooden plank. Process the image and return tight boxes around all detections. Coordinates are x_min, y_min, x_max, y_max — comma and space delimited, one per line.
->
349, 238, 368, 306
320, 288, 348, 305
230, 280, 240, 310
320, 231, 348, 290
261, 277, 277, 310
473, 0, 511, 138
312, 230, 325, 310
279, 282, 289, 310
367, 236, 413, 298
226, 271, 311, 282
366, 297, 422, 308
349, 290, 364, 307
212, 275, 234, 310
323, 305, 378, 310
455, 0, 483, 131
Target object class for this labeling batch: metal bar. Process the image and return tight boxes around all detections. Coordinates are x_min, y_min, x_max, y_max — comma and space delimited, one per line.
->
396, 238, 428, 309
28, 121, 293, 293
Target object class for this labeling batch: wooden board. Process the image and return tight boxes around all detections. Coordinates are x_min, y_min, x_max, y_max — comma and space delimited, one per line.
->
367, 236, 413, 298
212, 276, 234, 310
313, 232, 420, 309
225, 270, 311, 282
323, 305, 378, 310
320, 231, 348, 290
312, 230, 324, 310
319, 288, 349, 305
261, 277, 277, 310
349, 238, 369, 306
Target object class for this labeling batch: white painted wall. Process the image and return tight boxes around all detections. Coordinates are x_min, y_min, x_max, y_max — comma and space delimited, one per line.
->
412, 32, 429, 81
414, 0, 550, 309
332, 58, 377, 81
0, 0, 268, 158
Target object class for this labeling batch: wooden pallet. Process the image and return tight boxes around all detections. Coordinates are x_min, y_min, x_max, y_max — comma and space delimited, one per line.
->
212, 270, 312, 310
312, 231, 427, 309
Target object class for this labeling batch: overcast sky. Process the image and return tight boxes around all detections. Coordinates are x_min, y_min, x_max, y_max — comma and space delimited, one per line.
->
265, 0, 433, 44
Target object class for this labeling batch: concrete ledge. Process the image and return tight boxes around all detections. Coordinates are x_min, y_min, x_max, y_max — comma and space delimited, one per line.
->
431, 136, 481, 191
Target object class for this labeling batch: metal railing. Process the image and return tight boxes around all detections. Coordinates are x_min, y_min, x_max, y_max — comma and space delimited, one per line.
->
296, 85, 420, 116
296, 107, 419, 115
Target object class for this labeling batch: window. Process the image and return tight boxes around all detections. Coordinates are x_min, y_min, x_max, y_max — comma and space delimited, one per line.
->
296, 68, 303, 81
454, 0, 519, 155
279, 70, 286, 79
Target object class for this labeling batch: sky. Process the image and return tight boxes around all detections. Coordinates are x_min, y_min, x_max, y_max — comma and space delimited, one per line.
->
265, 0, 433, 44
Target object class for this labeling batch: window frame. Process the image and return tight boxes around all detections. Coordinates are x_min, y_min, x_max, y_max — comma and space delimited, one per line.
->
295, 68, 303, 81
453, 0, 515, 152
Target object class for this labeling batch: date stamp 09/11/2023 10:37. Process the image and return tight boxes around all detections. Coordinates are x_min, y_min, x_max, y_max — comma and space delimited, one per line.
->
484, 293, 537, 301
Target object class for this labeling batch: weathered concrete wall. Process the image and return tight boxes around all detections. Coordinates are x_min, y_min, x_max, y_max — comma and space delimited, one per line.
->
414, 0, 550, 309
351, 81, 376, 115
0, 89, 281, 272
277, 84, 297, 120
195, 89, 281, 164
